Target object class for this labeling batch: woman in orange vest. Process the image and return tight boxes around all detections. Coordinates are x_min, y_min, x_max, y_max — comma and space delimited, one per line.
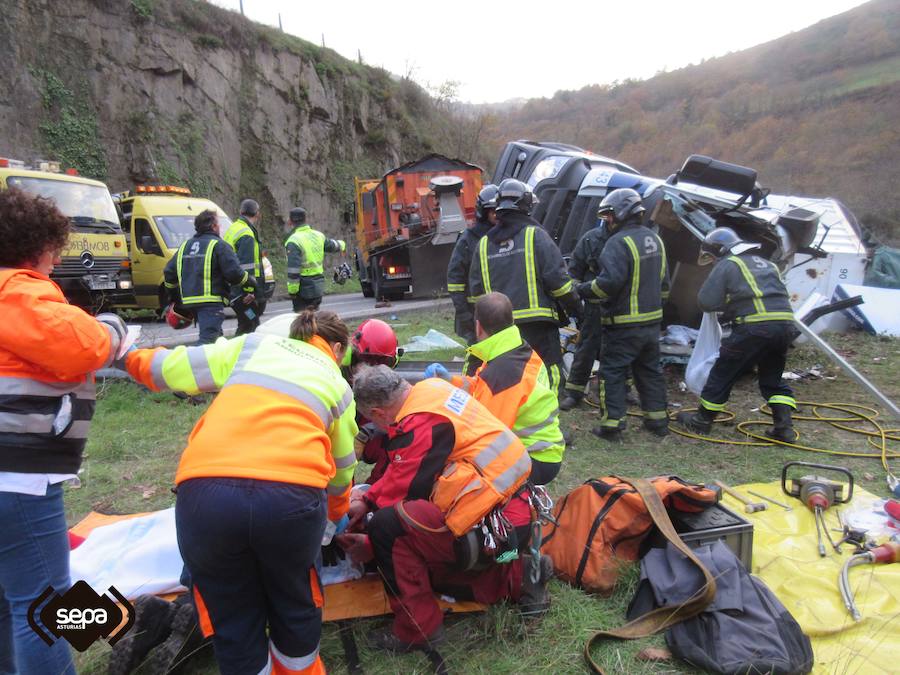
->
123, 310, 357, 675
0, 188, 126, 674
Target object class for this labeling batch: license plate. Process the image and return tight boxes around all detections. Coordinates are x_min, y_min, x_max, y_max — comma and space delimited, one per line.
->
87, 276, 116, 290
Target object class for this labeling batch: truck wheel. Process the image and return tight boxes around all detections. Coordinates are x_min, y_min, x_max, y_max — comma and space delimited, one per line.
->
361, 281, 374, 298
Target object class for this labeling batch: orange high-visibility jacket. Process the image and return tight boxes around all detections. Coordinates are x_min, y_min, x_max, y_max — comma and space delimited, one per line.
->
126, 334, 358, 520
0, 269, 115, 473
396, 378, 531, 536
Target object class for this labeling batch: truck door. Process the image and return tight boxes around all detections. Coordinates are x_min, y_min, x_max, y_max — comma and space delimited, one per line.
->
131, 217, 166, 308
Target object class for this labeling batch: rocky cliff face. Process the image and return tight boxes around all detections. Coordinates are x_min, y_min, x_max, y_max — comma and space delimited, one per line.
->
0, 0, 449, 246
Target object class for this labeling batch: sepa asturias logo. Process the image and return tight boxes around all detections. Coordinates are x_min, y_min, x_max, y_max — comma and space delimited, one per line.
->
28, 580, 134, 652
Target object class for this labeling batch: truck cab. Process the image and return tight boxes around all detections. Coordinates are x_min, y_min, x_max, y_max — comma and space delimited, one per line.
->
0, 156, 132, 312
114, 186, 274, 312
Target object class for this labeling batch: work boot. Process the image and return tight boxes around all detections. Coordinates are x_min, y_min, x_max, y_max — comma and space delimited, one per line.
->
767, 403, 796, 443
370, 624, 446, 654
643, 418, 670, 437
675, 406, 717, 435
141, 600, 208, 674
519, 553, 554, 617
559, 392, 583, 411
107, 595, 178, 675
591, 426, 624, 444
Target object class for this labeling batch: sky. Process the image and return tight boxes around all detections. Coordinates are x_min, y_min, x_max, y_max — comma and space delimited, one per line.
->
209, 0, 869, 103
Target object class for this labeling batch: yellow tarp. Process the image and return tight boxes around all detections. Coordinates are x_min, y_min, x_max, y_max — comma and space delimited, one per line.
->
730, 481, 900, 675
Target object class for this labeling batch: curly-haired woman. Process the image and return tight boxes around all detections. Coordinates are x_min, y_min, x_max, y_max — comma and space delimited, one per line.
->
0, 187, 128, 674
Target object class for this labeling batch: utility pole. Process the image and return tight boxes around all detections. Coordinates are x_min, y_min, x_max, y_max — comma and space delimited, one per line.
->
278, 13, 283, 31
239, 0, 244, 16
321, 33, 325, 48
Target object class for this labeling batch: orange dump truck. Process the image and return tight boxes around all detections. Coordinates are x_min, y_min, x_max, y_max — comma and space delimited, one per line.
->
353, 154, 483, 300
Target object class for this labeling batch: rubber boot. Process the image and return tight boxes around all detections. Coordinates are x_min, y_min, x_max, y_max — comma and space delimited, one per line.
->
767, 403, 795, 443
370, 624, 446, 654
519, 554, 554, 617
642, 417, 670, 437
675, 406, 717, 435
559, 392, 583, 411
107, 595, 178, 675
591, 425, 624, 444
141, 600, 209, 674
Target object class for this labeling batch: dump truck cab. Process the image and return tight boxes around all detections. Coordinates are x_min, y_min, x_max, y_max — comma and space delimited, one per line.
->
0, 156, 132, 312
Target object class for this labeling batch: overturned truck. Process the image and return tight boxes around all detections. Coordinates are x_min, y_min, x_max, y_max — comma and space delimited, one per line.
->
492, 141, 867, 331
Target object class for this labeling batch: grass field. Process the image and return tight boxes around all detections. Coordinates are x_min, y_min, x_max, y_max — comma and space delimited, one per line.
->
69, 318, 899, 674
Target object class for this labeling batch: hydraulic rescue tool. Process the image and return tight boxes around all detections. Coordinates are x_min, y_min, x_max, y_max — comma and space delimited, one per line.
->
839, 537, 900, 621
782, 461, 854, 556
713, 480, 767, 513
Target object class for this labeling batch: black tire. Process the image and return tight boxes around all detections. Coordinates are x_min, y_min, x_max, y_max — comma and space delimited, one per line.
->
361, 281, 374, 298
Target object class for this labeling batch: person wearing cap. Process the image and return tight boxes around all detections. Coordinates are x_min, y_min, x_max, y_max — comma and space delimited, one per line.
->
676, 227, 798, 441
223, 199, 266, 335
284, 207, 346, 312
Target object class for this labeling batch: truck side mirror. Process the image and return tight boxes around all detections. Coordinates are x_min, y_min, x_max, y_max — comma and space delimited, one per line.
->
140, 235, 163, 256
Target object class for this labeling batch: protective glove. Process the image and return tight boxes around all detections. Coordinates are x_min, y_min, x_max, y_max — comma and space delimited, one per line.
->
337, 239, 347, 253
335, 533, 374, 564
112, 345, 137, 372
576, 281, 595, 300
321, 514, 350, 545
424, 363, 450, 380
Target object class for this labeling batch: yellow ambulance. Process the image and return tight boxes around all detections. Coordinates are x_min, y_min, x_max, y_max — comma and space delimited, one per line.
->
114, 185, 274, 312
0, 156, 133, 312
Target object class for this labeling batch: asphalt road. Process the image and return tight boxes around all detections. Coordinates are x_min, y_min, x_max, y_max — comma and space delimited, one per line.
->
134, 293, 452, 348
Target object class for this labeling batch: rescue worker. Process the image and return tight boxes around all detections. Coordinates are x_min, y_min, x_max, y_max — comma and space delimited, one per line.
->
447, 184, 498, 374
468, 178, 582, 396
337, 366, 553, 653
163, 209, 257, 344
122, 310, 358, 675
676, 227, 798, 441
284, 206, 346, 312
577, 188, 670, 441
560, 220, 611, 410
223, 198, 265, 335
0, 188, 127, 675
425, 292, 565, 485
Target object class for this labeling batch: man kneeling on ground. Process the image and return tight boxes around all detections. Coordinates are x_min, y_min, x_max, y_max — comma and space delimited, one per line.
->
425, 292, 565, 485
337, 366, 553, 653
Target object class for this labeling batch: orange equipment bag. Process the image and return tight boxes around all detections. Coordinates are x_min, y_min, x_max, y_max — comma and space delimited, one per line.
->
541, 475, 718, 595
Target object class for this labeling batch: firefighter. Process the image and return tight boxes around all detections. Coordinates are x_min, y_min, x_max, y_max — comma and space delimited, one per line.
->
284, 207, 346, 312
447, 184, 498, 374
468, 178, 582, 396
577, 188, 669, 442
223, 198, 265, 335
676, 227, 798, 441
122, 310, 358, 675
560, 220, 612, 410
425, 292, 565, 485
0, 188, 127, 675
337, 366, 552, 653
163, 209, 257, 344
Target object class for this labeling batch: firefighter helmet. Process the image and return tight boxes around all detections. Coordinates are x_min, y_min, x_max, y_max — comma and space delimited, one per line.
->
698, 227, 745, 265
351, 319, 401, 367
597, 188, 645, 227
475, 184, 500, 220
495, 179, 537, 216
165, 303, 193, 330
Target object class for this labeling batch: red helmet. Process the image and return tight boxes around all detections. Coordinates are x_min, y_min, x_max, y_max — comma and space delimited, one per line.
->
165, 303, 193, 330
351, 319, 400, 367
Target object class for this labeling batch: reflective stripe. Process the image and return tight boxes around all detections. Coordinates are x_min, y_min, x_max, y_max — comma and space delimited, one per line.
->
623, 236, 641, 317
733, 311, 794, 324
188, 348, 217, 392
472, 429, 518, 469
768, 395, 797, 409
101, 324, 121, 368
525, 440, 556, 454
524, 227, 539, 311
659, 234, 667, 283
65, 420, 91, 440
515, 409, 559, 438
493, 451, 531, 493
600, 418, 620, 428
466, 295, 482, 304
333, 452, 357, 469
178, 239, 222, 304
644, 410, 668, 420
549, 279, 573, 298
512, 307, 555, 320
729, 257, 766, 315
233, 335, 264, 373
240, 263, 256, 271
478, 236, 491, 294
286, 267, 302, 274
602, 309, 663, 325
590, 279, 608, 299
700, 398, 726, 412
0, 411, 53, 434
270, 641, 319, 672
329, 386, 354, 422
150, 350, 169, 391
225, 371, 332, 428
256, 652, 272, 675
447, 283, 465, 292
0, 377, 95, 400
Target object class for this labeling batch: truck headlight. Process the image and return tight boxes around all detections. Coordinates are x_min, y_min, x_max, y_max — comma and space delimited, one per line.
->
118, 280, 133, 289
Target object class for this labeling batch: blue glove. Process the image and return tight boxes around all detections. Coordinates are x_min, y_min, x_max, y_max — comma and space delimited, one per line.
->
333, 514, 350, 536
424, 363, 450, 380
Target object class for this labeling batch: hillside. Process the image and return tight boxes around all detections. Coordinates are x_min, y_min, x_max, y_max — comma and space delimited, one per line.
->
482, 0, 900, 242
0, 0, 476, 249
